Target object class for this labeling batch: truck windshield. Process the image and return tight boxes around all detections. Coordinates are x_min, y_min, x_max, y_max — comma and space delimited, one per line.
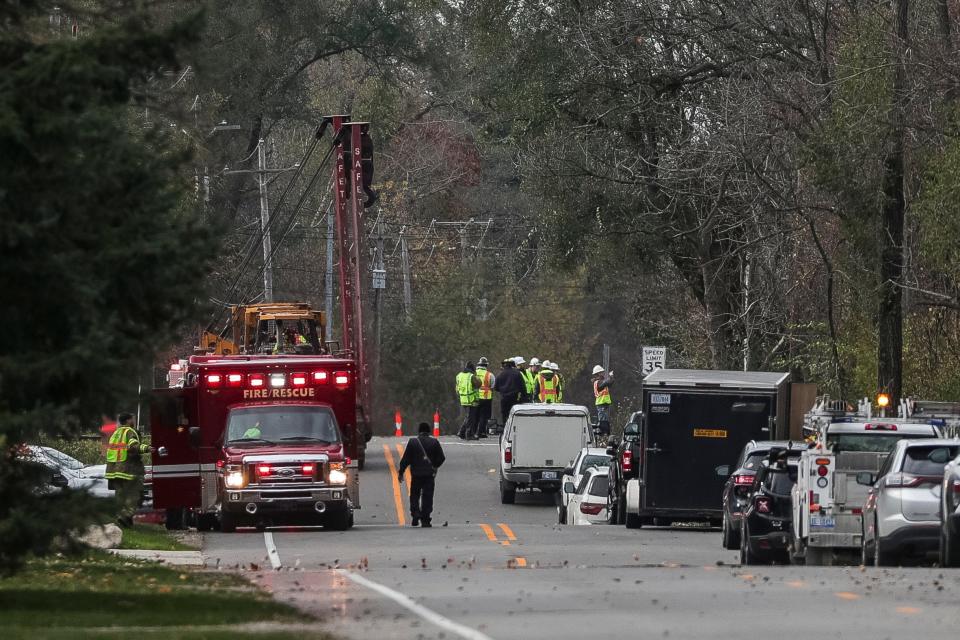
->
226, 406, 340, 445
826, 432, 935, 453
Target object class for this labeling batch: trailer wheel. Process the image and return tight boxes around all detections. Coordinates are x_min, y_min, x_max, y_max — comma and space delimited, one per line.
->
499, 480, 516, 505
625, 512, 643, 529
220, 513, 238, 533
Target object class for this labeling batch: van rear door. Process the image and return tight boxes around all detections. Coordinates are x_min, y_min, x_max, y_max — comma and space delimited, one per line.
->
512, 412, 587, 468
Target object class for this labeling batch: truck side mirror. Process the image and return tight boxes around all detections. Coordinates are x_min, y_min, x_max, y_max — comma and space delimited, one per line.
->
715, 465, 731, 477
563, 482, 576, 494
856, 472, 875, 486
188, 426, 201, 448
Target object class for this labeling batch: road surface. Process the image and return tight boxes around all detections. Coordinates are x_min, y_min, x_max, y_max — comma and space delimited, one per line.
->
202, 437, 959, 639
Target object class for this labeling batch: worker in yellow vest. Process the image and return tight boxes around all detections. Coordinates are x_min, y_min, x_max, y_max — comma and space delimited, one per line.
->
455, 362, 481, 440
534, 362, 560, 404
549, 362, 564, 402
591, 365, 614, 437
475, 357, 495, 439
515, 357, 535, 402
105, 412, 150, 526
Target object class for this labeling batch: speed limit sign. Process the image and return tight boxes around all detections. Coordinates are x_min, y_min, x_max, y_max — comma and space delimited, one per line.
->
642, 347, 666, 376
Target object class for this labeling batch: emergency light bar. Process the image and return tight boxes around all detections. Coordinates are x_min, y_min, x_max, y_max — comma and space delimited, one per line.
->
202, 369, 347, 390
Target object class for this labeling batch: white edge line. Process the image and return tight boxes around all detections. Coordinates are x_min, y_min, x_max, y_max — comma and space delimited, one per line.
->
263, 532, 282, 570
336, 569, 494, 640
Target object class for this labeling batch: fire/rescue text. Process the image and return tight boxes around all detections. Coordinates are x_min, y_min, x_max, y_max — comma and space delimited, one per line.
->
243, 388, 317, 399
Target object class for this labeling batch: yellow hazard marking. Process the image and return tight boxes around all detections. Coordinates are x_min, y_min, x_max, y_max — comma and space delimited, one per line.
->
786, 580, 806, 588
497, 523, 517, 541
835, 592, 860, 601
895, 606, 921, 615
382, 445, 406, 527
479, 523, 498, 542
516, 557, 527, 567
693, 428, 728, 438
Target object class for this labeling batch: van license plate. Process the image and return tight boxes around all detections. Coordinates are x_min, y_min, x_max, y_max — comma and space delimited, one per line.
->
810, 517, 835, 528
542, 471, 557, 480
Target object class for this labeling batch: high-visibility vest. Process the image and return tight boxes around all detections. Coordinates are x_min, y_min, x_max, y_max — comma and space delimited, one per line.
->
477, 367, 493, 400
105, 425, 147, 481
456, 371, 479, 406
520, 369, 535, 395
594, 380, 612, 406
538, 374, 558, 403
554, 373, 564, 402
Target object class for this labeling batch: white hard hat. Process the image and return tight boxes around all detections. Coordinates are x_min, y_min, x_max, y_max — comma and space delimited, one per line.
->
592, 365, 605, 375
529, 357, 540, 366
514, 356, 526, 365
549, 362, 559, 371
541, 360, 552, 369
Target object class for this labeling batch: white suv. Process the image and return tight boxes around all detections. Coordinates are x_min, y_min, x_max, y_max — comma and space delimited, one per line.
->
941, 452, 960, 567
558, 447, 611, 524
860, 439, 960, 565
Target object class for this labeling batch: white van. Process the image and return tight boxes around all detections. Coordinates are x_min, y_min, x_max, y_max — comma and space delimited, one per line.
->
499, 404, 593, 504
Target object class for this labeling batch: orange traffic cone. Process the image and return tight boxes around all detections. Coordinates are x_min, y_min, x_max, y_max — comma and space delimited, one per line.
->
394, 410, 402, 437
433, 410, 441, 437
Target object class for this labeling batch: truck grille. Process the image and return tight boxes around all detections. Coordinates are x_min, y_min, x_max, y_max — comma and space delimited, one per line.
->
246, 462, 324, 486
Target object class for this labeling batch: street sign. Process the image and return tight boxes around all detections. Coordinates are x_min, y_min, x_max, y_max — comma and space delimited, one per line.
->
372, 268, 386, 289
642, 346, 666, 376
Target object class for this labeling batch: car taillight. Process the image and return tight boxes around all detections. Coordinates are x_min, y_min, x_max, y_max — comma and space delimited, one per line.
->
291, 372, 307, 387
734, 473, 755, 486
622, 450, 632, 473
302, 463, 315, 475
504, 446, 512, 464
205, 373, 222, 388
333, 371, 350, 387
580, 503, 604, 515
952, 479, 960, 493
257, 464, 272, 476
313, 370, 329, 384
884, 472, 924, 488
864, 423, 897, 431
755, 496, 772, 513
249, 373, 265, 388
226, 373, 243, 387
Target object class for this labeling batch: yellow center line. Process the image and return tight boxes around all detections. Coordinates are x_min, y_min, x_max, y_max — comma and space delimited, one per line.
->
834, 592, 860, 601
515, 557, 527, 567
496, 523, 517, 541
382, 444, 406, 527
896, 606, 921, 615
479, 523, 499, 542
395, 443, 411, 496
786, 580, 806, 589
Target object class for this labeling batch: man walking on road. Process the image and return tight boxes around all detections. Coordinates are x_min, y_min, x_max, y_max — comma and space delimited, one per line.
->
494, 357, 525, 426
475, 356, 495, 439
104, 412, 149, 527
455, 362, 481, 439
398, 422, 446, 527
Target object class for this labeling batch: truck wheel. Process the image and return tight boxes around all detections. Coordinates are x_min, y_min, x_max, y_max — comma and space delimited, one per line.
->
941, 527, 960, 567
616, 493, 627, 525
325, 509, 352, 531
220, 513, 238, 533
164, 508, 185, 531
500, 480, 516, 505
625, 513, 643, 529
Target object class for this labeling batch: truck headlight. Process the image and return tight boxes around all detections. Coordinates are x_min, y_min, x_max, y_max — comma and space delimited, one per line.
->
224, 471, 245, 489
328, 463, 347, 485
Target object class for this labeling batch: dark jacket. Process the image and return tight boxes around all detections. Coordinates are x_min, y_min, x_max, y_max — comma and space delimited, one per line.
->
494, 366, 525, 401
398, 434, 446, 478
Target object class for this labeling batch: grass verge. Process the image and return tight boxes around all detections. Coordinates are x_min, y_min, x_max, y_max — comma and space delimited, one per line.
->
118, 524, 195, 551
0, 551, 324, 640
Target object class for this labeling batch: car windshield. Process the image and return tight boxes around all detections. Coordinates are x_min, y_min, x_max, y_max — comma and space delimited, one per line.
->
826, 433, 935, 453
588, 475, 609, 497
902, 445, 960, 476
226, 406, 340, 445
579, 454, 611, 473
40, 447, 85, 471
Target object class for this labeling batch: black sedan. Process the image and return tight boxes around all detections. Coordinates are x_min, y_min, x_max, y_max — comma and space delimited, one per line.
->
740, 451, 798, 565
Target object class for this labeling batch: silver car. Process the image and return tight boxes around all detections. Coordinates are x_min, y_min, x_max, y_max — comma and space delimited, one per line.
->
941, 452, 960, 567
860, 439, 960, 566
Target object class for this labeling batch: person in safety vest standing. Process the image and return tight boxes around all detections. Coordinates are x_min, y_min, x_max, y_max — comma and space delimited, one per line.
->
455, 362, 481, 440
534, 362, 560, 403
398, 422, 446, 527
474, 357, 495, 439
549, 362, 564, 402
494, 357, 525, 427
105, 412, 150, 527
591, 365, 614, 438
515, 357, 535, 402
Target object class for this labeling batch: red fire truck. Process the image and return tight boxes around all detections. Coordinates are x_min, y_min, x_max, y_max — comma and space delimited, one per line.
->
152, 354, 362, 531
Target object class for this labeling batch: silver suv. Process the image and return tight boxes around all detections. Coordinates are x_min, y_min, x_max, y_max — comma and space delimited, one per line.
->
860, 439, 960, 566
941, 452, 960, 567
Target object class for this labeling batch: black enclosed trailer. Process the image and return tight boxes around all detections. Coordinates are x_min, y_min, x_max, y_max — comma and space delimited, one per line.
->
622, 369, 791, 526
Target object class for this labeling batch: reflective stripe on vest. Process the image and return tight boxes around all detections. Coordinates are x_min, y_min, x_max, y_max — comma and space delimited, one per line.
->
538, 374, 557, 403
106, 426, 138, 464
456, 371, 479, 406
594, 380, 612, 405
477, 368, 493, 400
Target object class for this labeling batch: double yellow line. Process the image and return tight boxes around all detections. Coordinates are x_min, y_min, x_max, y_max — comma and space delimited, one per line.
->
479, 523, 526, 567
383, 443, 411, 526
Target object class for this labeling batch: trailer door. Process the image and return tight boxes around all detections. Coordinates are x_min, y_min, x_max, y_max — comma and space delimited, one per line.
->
644, 392, 772, 512
150, 388, 202, 509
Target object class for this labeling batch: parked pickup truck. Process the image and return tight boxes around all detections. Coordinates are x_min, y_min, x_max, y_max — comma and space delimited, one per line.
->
499, 404, 593, 504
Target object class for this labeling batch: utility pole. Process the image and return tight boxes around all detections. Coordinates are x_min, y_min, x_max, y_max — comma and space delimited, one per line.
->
400, 229, 412, 323
324, 204, 335, 342
257, 138, 274, 303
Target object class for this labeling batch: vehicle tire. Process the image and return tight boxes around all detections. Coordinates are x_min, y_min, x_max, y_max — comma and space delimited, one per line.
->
164, 508, 185, 531
558, 504, 567, 524
197, 513, 217, 532
874, 517, 897, 567
940, 527, 960, 568
625, 512, 643, 529
358, 455, 365, 471
499, 480, 516, 505
740, 521, 758, 566
616, 493, 627, 526
325, 508, 352, 531
722, 513, 740, 550
860, 518, 872, 567
220, 513, 238, 533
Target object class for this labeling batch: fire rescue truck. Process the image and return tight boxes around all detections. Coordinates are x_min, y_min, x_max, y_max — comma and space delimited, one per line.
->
791, 396, 957, 564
